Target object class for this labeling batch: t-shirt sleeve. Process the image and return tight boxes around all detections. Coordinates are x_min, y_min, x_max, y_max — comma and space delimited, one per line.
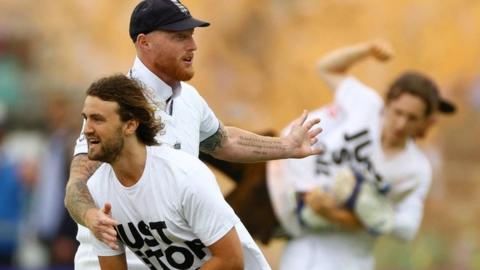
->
390, 161, 432, 241
335, 77, 384, 115
180, 164, 239, 246
190, 88, 220, 142
73, 120, 88, 156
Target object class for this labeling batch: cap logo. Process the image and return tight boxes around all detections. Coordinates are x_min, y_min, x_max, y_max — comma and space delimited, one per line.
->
170, 0, 189, 14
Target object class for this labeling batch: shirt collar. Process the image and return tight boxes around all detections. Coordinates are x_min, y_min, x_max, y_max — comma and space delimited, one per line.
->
129, 57, 181, 101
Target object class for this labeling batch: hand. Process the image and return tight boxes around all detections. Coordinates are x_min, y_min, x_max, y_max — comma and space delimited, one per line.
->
369, 39, 394, 62
284, 110, 323, 158
85, 203, 119, 250
305, 187, 337, 216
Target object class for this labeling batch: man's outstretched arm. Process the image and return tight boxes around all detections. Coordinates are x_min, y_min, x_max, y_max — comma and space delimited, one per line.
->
64, 154, 119, 249
200, 110, 322, 162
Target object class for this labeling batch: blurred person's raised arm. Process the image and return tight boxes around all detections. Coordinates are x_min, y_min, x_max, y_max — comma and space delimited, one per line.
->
316, 39, 394, 91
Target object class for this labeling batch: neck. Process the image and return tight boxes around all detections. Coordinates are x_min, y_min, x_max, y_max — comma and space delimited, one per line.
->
138, 55, 179, 88
380, 130, 407, 156
111, 138, 147, 187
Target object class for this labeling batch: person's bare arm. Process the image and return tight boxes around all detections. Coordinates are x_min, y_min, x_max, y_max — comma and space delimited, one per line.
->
200, 228, 244, 270
98, 254, 127, 270
316, 39, 394, 90
200, 110, 322, 162
64, 154, 119, 249
305, 188, 362, 230
64, 154, 101, 225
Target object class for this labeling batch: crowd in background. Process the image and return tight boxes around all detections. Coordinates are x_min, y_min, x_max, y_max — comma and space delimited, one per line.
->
0, 36, 79, 269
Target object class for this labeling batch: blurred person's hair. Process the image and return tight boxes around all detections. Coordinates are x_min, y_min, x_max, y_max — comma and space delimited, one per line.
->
386, 71, 455, 116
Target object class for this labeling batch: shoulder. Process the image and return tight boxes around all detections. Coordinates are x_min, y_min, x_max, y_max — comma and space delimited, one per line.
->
337, 76, 373, 91
336, 76, 383, 105
339, 76, 382, 97
149, 145, 214, 181
177, 82, 212, 109
179, 82, 203, 99
86, 163, 114, 203
406, 142, 432, 181
150, 146, 219, 201
150, 144, 200, 164
87, 163, 112, 188
310, 103, 346, 125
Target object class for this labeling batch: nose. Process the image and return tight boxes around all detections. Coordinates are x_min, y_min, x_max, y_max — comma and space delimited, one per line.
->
187, 36, 197, 51
83, 120, 94, 135
395, 115, 408, 131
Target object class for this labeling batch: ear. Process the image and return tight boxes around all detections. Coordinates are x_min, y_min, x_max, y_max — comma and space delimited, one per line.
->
124, 119, 139, 136
415, 115, 436, 139
136, 34, 149, 50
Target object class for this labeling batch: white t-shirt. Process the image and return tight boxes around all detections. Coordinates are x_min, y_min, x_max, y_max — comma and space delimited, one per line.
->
267, 77, 432, 270
87, 145, 270, 270
74, 57, 221, 270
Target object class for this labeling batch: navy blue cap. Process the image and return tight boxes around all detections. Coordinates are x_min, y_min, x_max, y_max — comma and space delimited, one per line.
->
129, 0, 210, 42
438, 98, 456, 114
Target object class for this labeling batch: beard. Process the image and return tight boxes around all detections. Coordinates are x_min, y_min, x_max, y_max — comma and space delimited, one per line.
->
154, 55, 194, 82
173, 64, 194, 81
88, 127, 124, 163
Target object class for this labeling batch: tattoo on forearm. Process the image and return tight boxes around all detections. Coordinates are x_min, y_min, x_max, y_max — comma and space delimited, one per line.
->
200, 124, 227, 153
65, 154, 102, 226
237, 136, 286, 156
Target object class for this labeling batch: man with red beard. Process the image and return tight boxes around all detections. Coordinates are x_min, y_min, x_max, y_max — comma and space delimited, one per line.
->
65, 1, 322, 269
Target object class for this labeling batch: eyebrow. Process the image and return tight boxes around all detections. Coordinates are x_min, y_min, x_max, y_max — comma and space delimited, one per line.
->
81, 112, 105, 119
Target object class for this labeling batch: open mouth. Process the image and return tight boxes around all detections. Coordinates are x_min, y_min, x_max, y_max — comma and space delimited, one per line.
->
183, 55, 193, 64
87, 137, 101, 146
393, 131, 405, 138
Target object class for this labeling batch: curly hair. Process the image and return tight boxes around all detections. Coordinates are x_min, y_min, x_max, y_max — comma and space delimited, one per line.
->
86, 74, 163, 145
